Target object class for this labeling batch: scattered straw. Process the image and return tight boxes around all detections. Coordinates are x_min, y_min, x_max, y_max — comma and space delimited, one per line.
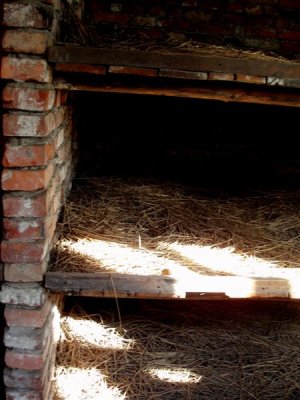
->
50, 177, 300, 276
54, 300, 300, 399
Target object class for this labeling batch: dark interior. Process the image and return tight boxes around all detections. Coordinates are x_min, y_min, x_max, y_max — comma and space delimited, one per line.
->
75, 92, 300, 193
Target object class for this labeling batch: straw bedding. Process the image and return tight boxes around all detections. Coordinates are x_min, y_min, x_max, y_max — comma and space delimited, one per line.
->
54, 299, 300, 399
50, 176, 300, 276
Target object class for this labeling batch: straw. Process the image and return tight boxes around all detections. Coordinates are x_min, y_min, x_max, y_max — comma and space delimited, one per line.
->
54, 300, 300, 399
50, 177, 300, 276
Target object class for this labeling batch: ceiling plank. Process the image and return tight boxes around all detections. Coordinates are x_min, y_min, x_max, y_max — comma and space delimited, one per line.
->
53, 80, 300, 108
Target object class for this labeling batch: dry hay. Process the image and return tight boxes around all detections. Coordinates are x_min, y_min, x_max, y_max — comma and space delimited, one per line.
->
50, 177, 300, 277
54, 300, 300, 399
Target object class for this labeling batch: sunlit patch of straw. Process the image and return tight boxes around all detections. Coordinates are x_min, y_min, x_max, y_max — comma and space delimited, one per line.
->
147, 367, 202, 383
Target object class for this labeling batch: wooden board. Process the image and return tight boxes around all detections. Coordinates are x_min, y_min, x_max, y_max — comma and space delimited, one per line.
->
45, 271, 300, 300
53, 80, 300, 108
48, 46, 300, 80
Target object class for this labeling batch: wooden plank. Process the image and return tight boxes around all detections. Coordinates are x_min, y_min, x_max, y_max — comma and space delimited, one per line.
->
48, 46, 300, 80
45, 272, 300, 300
53, 80, 300, 108
45, 272, 177, 298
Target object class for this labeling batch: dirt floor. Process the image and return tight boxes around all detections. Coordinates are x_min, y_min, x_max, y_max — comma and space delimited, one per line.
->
54, 298, 300, 400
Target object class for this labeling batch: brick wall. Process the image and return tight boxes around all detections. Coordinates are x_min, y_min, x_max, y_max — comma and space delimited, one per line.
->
84, 0, 300, 59
1, 1, 75, 398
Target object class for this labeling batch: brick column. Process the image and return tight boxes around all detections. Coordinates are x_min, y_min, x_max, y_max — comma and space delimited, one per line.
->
0, 1, 74, 398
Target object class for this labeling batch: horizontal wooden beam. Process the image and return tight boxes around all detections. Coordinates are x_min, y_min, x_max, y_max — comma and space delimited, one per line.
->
45, 272, 300, 300
53, 80, 300, 108
48, 46, 300, 80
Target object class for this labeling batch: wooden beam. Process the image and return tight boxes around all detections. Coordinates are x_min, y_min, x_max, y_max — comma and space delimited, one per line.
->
53, 80, 300, 108
48, 46, 300, 80
45, 272, 300, 300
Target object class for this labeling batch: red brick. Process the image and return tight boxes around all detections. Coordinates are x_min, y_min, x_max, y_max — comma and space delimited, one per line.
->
5, 350, 44, 371
3, 2, 54, 29
6, 389, 43, 400
3, 218, 44, 240
16, 107, 68, 140
235, 74, 266, 84
3, 182, 57, 217
4, 301, 52, 327
2, 30, 53, 55
3, 143, 55, 167
54, 90, 67, 108
209, 72, 235, 81
1, 241, 48, 263
4, 263, 47, 283
1, 56, 52, 83
3, 85, 55, 112
279, 0, 300, 9
56, 63, 106, 75
278, 30, 300, 41
109, 65, 158, 77
3, 112, 55, 137
2, 163, 55, 191
4, 367, 43, 390
57, 139, 72, 163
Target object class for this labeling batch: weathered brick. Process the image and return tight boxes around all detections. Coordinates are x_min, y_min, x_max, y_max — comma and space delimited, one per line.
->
4, 262, 48, 283
1, 241, 48, 263
6, 388, 43, 400
3, 112, 56, 137
159, 69, 208, 80
4, 343, 56, 390
3, 181, 57, 217
2, 30, 53, 54
3, 85, 56, 112
0, 283, 45, 307
2, 163, 55, 191
7, 107, 68, 140
3, 2, 54, 29
3, 218, 43, 240
3, 143, 55, 167
4, 312, 53, 350
57, 159, 72, 186
209, 72, 234, 81
5, 350, 45, 371
1, 56, 52, 83
4, 368, 43, 390
4, 300, 52, 327
109, 65, 158, 77
235, 74, 266, 84
57, 139, 72, 164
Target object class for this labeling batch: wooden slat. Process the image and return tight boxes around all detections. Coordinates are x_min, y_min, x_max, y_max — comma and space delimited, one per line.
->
45, 272, 300, 300
48, 46, 300, 80
53, 80, 300, 108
